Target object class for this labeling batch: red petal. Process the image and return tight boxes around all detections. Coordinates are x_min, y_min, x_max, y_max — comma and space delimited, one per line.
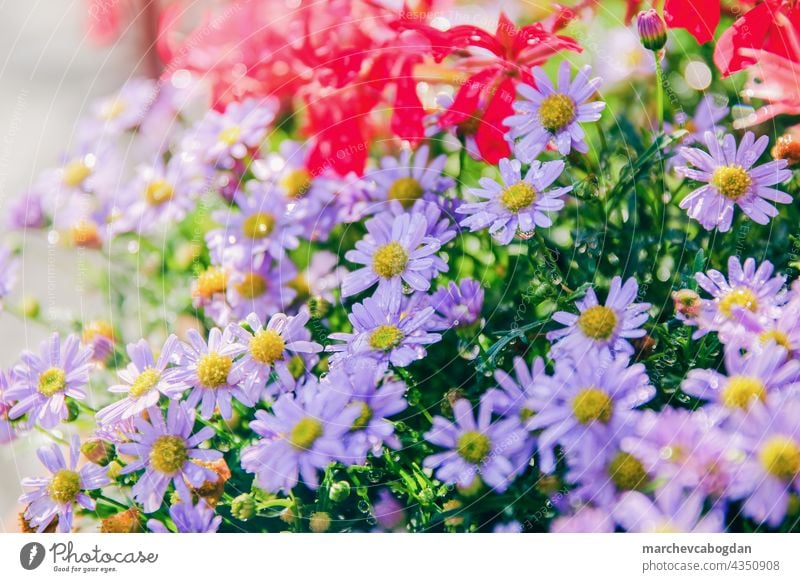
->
474, 78, 514, 164
86, 0, 122, 45
713, 1, 774, 76
664, 0, 720, 45
391, 65, 425, 144
438, 67, 500, 128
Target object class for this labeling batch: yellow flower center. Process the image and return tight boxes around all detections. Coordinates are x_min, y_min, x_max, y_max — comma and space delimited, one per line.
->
129, 368, 161, 399
608, 452, 648, 491
242, 212, 276, 239
350, 401, 373, 430
82, 320, 114, 344
196, 352, 232, 388
235, 272, 267, 299
572, 387, 613, 424
281, 169, 313, 199
577, 305, 618, 340
719, 287, 758, 318
38, 367, 66, 397
500, 181, 537, 213
194, 267, 228, 299
722, 376, 766, 410
218, 126, 242, 146
100, 98, 126, 120
711, 165, 752, 200
289, 274, 311, 299
387, 177, 424, 208
759, 330, 792, 350
372, 242, 408, 278
149, 435, 188, 474
457, 431, 491, 464
144, 179, 175, 206
289, 417, 323, 450
520, 407, 536, 422
759, 436, 800, 481
538, 93, 576, 132
48, 469, 81, 504
368, 325, 404, 351
63, 160, 92, 188
249, 330, 285, 365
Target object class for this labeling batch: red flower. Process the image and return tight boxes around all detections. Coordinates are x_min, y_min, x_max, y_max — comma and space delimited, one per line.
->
399, 12, 581, 164
714, 0, 800, 77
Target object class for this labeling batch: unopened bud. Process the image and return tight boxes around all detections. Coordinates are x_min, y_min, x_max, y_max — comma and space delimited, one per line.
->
231, 493, 257, 521
329, 481, 351, 503
81, 438, 115, 466
637, 9, 667, 51
309, 511, 332, 533
308, 296, 331, 319
100, 508, 142, 533
672, 289, 701, 319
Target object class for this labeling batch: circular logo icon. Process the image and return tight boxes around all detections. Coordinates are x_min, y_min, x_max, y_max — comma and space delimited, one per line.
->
20, 542, 46, 570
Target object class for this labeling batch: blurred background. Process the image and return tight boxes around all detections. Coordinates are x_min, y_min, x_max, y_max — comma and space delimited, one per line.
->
0, 1, 149, 531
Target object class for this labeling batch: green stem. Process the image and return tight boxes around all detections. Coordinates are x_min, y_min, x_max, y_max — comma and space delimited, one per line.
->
34, 425, 69, 446
96, 494, 129, 512
655, 54, 665, 133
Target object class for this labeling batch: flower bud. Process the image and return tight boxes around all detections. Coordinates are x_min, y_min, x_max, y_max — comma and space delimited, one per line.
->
309, 511, 332, 533
106, 460, 123, 480
66, 399, 80, 422
20, 296, 40, 319
192, 458, 231, 507
81, 438, 115, 466
672, 289, 701, 319
100, 508, 142, 533
231, 493, 257, 521
329, 480, 351, 503
637, 9, 667, 51
308, 296, 331, 319
280, 505, 299, 525
443, 499, 464, 526
772, 133, 800, 165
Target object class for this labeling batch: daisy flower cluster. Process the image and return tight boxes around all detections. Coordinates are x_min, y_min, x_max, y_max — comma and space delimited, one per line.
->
2, 0, 800, 534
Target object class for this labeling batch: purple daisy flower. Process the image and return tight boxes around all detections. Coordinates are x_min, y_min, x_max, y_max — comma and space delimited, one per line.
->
171, 327, 249, 420
240, 378, 361, 493
621, 408, 749, 502
734, 293, 800, 358
676, 131, 792, 232
551, 506, 614, 533
186, 97, 277, 169
423, 396, 528, 492
505, 61, 605, 162
341, 211, 445, 310
667, 94, 729, 169
366, 145, 453, 211
113, 156, 207, 235
214, 254, 297, 325
7, 333, 93, 429
19, 436, 109, 532
148, 499, 221, 533
692, 256, 787, 341
326, 295, 441, 368
0, 245, 19, 310
118, 400, 222, 513
233, 309, 322, 396
682, 343, 800, 414
255, 140, 341, 240
613, 490, 723, 533
372, 489, 406, 531
206, 182, 301, 263
0, 370, 18, 443
290, 250, 347, 304
456, 157, 571, 245
7, 190, 46, 230
88, 77, 157, 135
487, 356, 550, 425
430, 278, 485, 332
527, 350, 654, 473
547, 276, 651, 358
731, 396, 800, 526
96, 336, 187, 426
325, 357, 407, 464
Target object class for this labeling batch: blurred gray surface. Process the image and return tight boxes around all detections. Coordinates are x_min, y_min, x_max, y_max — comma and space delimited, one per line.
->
0, 0, 140, 531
